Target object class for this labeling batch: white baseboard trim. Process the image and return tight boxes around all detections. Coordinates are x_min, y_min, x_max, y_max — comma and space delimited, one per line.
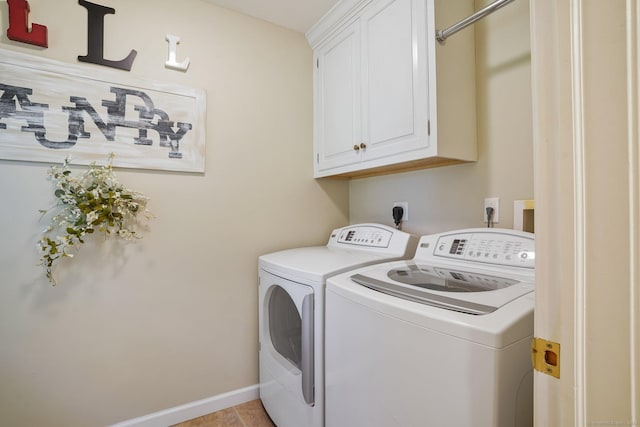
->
110, 384, 260, 427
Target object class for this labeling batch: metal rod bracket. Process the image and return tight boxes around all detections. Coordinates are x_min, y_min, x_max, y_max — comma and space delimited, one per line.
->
436, 0, 516, 44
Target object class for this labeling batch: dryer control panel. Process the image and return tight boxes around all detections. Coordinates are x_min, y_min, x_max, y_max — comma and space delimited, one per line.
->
335, 225, 393, 247
327, 224, 418, 257
417, 229, 535, 269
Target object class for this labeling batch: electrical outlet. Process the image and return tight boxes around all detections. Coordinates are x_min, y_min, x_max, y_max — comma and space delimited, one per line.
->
392, 202, 408, 221
484, 197, 499, 223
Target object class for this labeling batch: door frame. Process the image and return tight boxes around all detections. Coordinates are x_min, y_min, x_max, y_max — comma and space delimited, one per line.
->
530, 0, 640, 424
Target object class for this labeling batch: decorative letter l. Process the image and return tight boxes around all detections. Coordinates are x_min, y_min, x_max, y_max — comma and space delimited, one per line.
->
165, 34, 190, 72
77, 0, 137, 71
6, 0, 48, 47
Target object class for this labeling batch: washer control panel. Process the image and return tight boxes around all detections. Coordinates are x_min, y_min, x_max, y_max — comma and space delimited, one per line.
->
417, 229, 535, 269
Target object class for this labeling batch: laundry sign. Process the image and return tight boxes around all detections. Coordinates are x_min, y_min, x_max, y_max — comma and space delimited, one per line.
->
0, 49, 206, 172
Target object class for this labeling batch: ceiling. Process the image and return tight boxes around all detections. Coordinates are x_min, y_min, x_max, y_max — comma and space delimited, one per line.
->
201, 0, 340, 33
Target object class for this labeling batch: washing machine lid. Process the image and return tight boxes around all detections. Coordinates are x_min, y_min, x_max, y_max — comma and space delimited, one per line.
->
350, 262, 533, 315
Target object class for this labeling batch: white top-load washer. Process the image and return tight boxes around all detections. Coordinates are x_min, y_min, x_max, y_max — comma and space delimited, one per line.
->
258, 223, 418, 427
325, 228, 535, 427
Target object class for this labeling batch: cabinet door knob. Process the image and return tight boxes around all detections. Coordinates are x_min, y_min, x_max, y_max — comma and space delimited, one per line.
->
360, 143, 367, 149
353, 144, 360, 151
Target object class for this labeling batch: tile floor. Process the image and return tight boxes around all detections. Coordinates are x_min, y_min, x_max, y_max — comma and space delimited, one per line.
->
172, 399, 275, 427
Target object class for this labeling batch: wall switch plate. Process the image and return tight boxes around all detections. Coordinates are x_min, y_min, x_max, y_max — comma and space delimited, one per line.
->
392, 202, 408, 221
484, 197, 499, 223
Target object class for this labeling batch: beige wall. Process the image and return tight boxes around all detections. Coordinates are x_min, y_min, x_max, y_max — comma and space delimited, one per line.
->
349, 0, 532, 235
0, 1, 348, 425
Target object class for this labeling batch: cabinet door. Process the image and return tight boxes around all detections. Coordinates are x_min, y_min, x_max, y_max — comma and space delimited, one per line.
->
361, 0, 429, 162
314, 20, 362, 174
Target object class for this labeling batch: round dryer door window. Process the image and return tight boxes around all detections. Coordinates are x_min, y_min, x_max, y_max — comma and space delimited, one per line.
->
268, 286, 302, 369
263, 280, 315, 406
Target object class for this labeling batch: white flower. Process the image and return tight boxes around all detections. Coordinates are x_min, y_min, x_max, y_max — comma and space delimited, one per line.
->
86, 211, 98, 223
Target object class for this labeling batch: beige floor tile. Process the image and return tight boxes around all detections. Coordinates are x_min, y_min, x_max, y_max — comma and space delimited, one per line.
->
172, 407, 244, 427
234, 399, 276, 426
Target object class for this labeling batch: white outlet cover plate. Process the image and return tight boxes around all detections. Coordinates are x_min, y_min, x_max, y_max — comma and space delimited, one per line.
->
484, 197, 499, 223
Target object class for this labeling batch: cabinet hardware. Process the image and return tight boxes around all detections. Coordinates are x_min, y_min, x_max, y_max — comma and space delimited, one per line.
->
353, 144, 360, 151
360, 143, 367, 149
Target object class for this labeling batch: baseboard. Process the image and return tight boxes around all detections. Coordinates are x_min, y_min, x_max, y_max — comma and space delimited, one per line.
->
110, 384, 260, 427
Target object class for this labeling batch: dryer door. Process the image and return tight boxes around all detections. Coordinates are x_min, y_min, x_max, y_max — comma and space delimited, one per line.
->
259, 270, 315, 406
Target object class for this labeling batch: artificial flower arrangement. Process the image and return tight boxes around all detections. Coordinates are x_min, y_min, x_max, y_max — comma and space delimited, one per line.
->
38, 154, 152, 285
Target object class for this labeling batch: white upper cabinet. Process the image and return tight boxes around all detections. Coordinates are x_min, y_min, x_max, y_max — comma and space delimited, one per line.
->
307, 0, 477, 178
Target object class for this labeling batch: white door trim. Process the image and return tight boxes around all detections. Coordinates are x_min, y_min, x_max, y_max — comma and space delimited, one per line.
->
569, 0, 587, 424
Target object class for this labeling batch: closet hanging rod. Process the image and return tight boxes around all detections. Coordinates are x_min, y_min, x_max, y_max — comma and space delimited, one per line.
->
436, 0, 515, 44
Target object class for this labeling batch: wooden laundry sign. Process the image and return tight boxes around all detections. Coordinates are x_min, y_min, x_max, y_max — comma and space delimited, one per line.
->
0, 49, 206, 172
1, 83, 193, 155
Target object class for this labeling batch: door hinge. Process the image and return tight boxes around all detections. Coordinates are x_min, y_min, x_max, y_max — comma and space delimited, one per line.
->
427, 120, 431, 136
316, 58, 319, 68
531, 337, 560, 378
317, 153, 319, 163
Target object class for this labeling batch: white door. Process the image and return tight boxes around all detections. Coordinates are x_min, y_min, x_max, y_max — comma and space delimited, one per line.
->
259, 270, 315, 406
315, 19, 362, 173
530, 0, 640, 425
360, 0, 429, 161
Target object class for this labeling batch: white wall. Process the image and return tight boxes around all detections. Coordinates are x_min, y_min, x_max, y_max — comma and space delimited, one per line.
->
0, 1, 348, 425
349, 0, 532, 235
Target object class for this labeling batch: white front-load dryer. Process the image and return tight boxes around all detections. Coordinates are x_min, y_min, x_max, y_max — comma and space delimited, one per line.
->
325, 228, 536, 427
258, 224, 418, 427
